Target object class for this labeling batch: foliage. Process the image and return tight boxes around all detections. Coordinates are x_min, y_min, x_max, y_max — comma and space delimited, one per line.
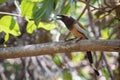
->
0, 0, 119, 80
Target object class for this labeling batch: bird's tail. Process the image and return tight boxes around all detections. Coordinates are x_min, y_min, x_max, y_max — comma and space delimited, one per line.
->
86, 51, 99, 76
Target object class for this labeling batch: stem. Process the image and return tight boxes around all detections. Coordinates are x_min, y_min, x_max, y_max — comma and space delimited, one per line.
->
0, 12, 22, 17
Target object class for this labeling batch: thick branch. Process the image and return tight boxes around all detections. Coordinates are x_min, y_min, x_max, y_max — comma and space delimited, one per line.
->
0, 40, 120, 59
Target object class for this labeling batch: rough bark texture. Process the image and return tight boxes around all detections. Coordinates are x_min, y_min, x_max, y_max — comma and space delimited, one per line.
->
0, 40, 120, 59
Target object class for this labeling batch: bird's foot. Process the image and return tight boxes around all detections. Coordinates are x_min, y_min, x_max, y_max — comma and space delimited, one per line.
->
65, 38, 76, 41
65, 37, 83, 43
74, 37, 82, 43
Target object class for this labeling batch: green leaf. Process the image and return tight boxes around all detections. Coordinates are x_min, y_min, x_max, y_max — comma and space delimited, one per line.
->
33, 0, 57, 25
101, 28, 109, 39
72, 52, 84, 63
20, 0, 38, 19
101, 68, 110, 79
4, 33, 9, 42
61, 3, 70, 14
90, 0, 97, 4
53, 55, 63, 67
28, 0, 43, 2
26, 21, 37, 34
101, 28, 114, 39
0, 16, 20, 36
39, 22, 55, 30
79, 69, 88, 77
62, 69, 72, 80
0, 0, 7, 3
3, 33, 9, 46
26, 21, 55, 34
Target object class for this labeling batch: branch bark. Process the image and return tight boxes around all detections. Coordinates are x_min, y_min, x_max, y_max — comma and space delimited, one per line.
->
0, 40, 120, 59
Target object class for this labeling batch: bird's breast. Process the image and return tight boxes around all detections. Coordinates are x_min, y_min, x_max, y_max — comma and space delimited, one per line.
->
70, 23, 88, 39
70, 27, 86, 39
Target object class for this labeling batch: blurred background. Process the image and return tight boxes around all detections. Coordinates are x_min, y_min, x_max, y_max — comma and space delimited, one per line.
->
0, 0, 120, 80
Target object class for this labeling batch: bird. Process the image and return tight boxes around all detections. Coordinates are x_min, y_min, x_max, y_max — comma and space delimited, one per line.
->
56, 14, 99, 76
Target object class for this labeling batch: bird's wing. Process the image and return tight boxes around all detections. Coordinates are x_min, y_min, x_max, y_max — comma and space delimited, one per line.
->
73, 23, 89, 39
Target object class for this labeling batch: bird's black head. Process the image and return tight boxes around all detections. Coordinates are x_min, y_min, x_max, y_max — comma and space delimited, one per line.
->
56, 15, 75, 29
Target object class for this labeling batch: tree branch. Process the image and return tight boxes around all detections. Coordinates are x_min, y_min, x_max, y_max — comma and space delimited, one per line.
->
0, 40, 120, 59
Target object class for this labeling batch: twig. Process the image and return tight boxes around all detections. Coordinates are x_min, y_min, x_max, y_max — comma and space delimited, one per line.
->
118, 52, 120, 78
101, 52, 114, 80
27, 58, 34, 80
0, 12, 22, 17
86, 0, 97, 38
78, 0, 100, 10
77, 5, 87, 21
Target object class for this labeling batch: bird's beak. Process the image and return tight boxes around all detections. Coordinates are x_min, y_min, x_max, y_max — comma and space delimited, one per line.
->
56, 15, 62, 20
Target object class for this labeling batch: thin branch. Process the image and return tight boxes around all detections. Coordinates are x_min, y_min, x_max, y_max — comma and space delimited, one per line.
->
77, 5, 87, 21
86, 0, 98, 38
0, 12, 22, 17
78, 0, 100, 10
101, 52, 114, 80
0, 40, 120, 59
